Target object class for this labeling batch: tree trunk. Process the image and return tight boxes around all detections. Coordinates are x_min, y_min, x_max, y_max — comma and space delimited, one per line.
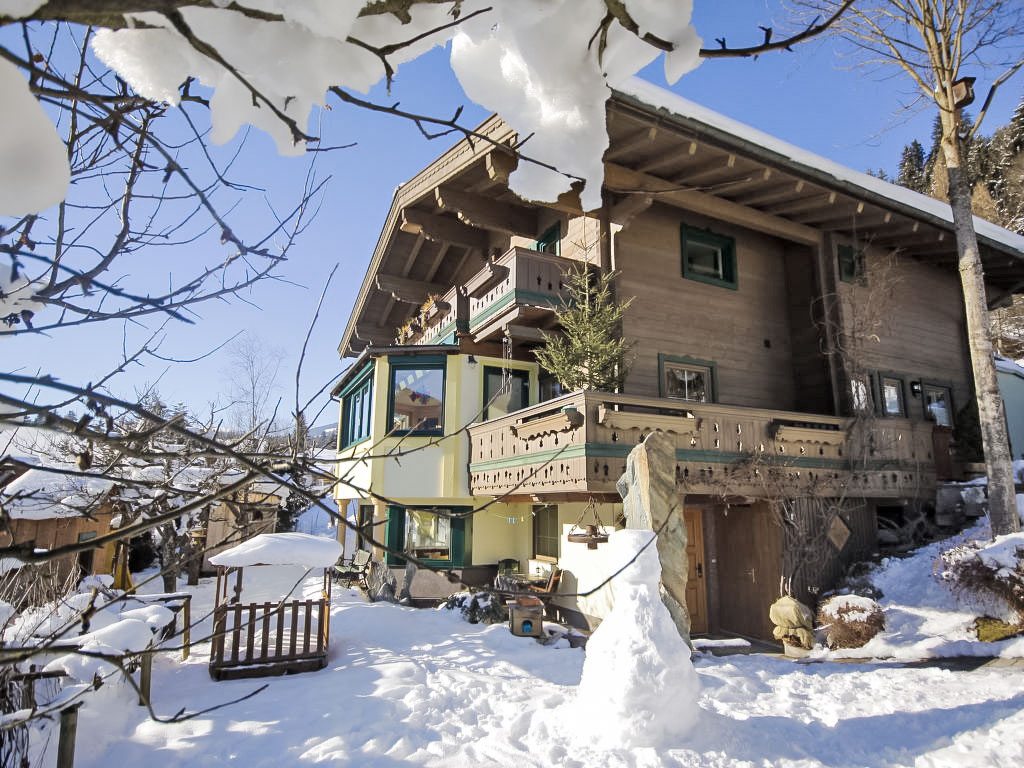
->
941, 116, 1021, 537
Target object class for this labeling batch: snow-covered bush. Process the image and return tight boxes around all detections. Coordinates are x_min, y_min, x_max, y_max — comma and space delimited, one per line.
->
441, 590, 507, 624
941, 532, 1024, 625
816, 594, 885, 649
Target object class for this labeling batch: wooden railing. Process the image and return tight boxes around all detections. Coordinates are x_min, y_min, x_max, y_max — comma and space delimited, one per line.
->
468, 391, 937, 499
466, 247, 579, 341
210, 596, 329, 679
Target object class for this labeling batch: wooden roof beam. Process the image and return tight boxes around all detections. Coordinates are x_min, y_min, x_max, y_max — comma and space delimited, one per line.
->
375, 273, 446, 305
604, 162, 819, 246
353, 322, 393, 346
609, 193, 654, 226
606, 126, 659, 161
485, 150, 517, 186
434, 185, 539, 237
668, 153, 738, 185
731, 179, 812, 208
764, 191, 837, 217
400, 208, 491, 250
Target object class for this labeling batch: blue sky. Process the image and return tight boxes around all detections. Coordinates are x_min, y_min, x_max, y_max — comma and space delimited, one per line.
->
14, 2, 1024, 430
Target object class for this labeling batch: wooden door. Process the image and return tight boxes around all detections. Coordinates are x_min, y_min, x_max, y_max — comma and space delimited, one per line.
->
684, 508, 708, 634
715, 503, 782, 640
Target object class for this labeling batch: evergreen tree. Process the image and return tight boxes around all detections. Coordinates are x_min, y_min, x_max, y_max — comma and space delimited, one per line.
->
896, 140, 928, 193
534, 266, 633, 392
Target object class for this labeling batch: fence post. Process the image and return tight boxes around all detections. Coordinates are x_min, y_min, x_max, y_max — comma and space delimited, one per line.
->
138, 649, 152, 707
57, 702, 83, 768
181, 596, 191, 660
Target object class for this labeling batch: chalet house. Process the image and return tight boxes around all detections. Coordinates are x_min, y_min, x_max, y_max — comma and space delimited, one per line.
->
332, 78, 1024, 640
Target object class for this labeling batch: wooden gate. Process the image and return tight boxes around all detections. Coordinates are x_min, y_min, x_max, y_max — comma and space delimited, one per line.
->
209, 566, 332, 680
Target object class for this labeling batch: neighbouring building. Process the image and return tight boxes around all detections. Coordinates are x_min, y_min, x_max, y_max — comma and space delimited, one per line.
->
331, 79, 1024, 640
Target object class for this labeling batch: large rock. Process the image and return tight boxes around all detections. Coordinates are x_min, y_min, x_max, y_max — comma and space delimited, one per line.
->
616, 431, 690, 646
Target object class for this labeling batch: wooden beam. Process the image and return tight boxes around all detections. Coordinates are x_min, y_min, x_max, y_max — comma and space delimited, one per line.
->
668, 153, 739, 184
424, 242, 451, 283
400, 208, 490, 250
606, 126, 658, 161
505, 324, 548, 343
375, 273, 446, 305
485, 150, 517, 186
732, 180, 813, 208
399, 232, 426, 278
434, 185, 538, 237
609, 193, 654, 226
764, 192, 836, 217
604, 162, 819, 245
353, 322, 392, 346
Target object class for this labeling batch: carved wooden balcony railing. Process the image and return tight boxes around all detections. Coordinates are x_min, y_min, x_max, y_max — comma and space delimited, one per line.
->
466, 247, 580, 342
467, 391, 937, 499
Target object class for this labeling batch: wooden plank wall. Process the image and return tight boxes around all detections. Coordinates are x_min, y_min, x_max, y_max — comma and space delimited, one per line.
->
836, 246, 973, 418
783, 244, 834, 415
784, 497, 876, 609
616, 204, 798, 411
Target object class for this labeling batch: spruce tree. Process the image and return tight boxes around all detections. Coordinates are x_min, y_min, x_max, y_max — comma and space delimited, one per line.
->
896, 140, 928, 193
534, 265, 633, 392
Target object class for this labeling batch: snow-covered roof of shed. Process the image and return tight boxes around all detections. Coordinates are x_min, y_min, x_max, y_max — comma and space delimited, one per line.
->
209, 532, 341, 568
3, 466, 115, 520
618, 78, 1024, 257
995, 356, 1024, 380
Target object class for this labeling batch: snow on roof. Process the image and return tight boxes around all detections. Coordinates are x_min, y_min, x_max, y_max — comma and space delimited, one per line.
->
618, 77, 1024, 257
995, 356, 1024, 379
3, 465, 115, 520
209, 532, 342, 568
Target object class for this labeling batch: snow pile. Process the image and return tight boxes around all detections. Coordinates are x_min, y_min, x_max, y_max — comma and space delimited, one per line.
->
44, 618, 159, 681
4, 1, 702, 214
567, 529, 699, 748
0, 57, 70, 215
820, 594, 879, 623
976, 532, 1024, 576
814, 519, 1024, 660
208, 531, 341, 568
451, 1, 700, 209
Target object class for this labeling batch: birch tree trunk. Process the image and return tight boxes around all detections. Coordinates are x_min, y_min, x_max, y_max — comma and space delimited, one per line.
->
940, 110, 1021, 536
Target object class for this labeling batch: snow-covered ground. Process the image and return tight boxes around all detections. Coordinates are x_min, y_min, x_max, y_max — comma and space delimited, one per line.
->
18, 524, 1024, 768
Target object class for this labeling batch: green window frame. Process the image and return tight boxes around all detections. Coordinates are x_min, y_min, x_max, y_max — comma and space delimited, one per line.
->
680, 224, 737, 290
878, 373, 907, 417
838, 244, 866, 284
385, 506, 468, 567
387, 354, 446, 436
339, 363, 374, 448
658, 353, 717, 403
483, 366, 530, 420
533, 504, 559, 560
535, 222, 561, 256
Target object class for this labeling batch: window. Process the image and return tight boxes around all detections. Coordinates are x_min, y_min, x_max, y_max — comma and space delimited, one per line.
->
483, 366, 530, 420
880, 375, 906, 417
539, 372, 564, 403
340, 364, 373, 448
388, 355, 445, 435
850, 375, 872, 412
922, 384, 953, 427
838, 244, 866, 284
659, 354, 715, 402
535, 222, 560, 255
681, 225, 737, 289
385, 506, 467, 567
534, 504, 559, 560
355, 503, 374, 551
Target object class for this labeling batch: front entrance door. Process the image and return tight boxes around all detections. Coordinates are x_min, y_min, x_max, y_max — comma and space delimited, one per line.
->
684, 508, 707, 633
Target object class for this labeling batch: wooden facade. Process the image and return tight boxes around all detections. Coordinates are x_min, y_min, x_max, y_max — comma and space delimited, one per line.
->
333, 88, 1024, 639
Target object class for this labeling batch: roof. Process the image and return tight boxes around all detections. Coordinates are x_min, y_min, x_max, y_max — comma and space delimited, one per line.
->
208, 532, 342, 568
337, 79, 1024, 359
616, 77, 1024, 259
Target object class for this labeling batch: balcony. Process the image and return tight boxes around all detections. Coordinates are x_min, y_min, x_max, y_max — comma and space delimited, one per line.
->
468, 391, 937, 499
466, 247, 581, 342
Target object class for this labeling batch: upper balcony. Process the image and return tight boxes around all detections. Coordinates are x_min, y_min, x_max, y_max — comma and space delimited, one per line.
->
468, 391, 937, 500
465, 247, 581, 343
